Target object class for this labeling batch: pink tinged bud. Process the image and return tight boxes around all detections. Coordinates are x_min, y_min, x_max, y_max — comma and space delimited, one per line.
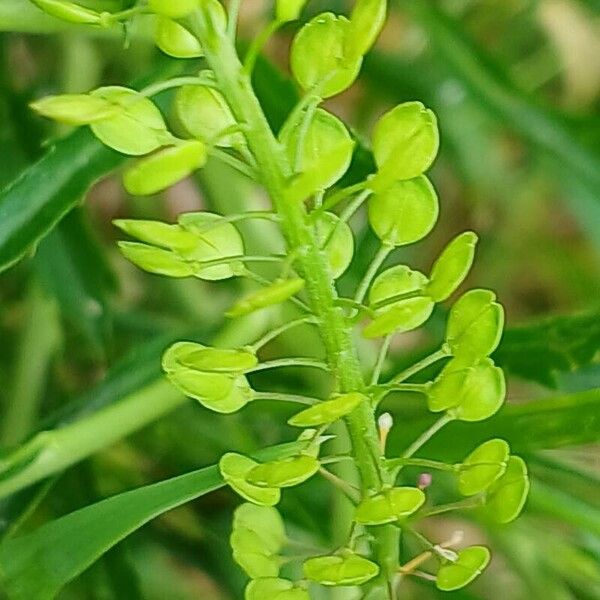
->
418, 472, 433, 489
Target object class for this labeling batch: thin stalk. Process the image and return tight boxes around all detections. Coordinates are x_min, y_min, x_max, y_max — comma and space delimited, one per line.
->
386, 457, 457, 472
194, 210, 279, 233
294, 97, 320, 171
253, 392, 320, 406
226, 0, 241, 40
240, 268, 310, 313
187, 12, 396, 593
354, 243, 393, 306
319, 180, 369, 214
243, 20, 280, 74
247, 358, 329, 373
251, 315, 318, 351
402, 415, 454, 459
195, 254, 284, 269
140, 75, 216, 97
207, 147, 257, 179
371, 335, 392, 386
339, 189, 371, 224
319, 467, 360, 504
389, 348, 449, 385
422, 496, 485, 518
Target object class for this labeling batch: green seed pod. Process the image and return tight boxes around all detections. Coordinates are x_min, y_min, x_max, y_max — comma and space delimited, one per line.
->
231, 503, 285, 578
245, 578, 309, 600
178, 212, 244, 280
123, 140, 207, 196
362, 296, 435, 338
483, 456, 529, 524
280, 108, 354, 201
30, 0, 102, 24
148, 0, 197, 19
276, 0, 307, 23
316, 212, 354, 279
162, 341, 257, 373
226, 278, 305, 318
90, 86, 168, 156
246, 455, 320, 488
446, 289, 504, 361
369, 264, 428, 308
113, 219, 199, 253
368, 176, 439, 247
290, 13, 362, 98
288, 392, 365, 427
166, 368, 253, 413
154, 17, 203, 58
426, 232, 478, 302
220, 453, 281, 506
30, 94, 117, 125
354, 487, 425, 525
117, 241, 195, 278
303, 554, 379, 586
175, 85, 243, 147
345, 0, 387, 60
458, 438, 510, 496
370, 102, 439, 189
436, 546, 490, 592
427, 356, 505, 421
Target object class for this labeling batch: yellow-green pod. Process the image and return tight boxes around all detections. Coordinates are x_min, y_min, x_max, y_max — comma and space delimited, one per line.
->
354, 487, 425, 525
148, 0, 197, 19
303, 554, 379, 586
154, 17, 203, 58
226, 278, 305, 318
220, 453, 281, 507
246, 455, 320, 488
30, 94, 117, 125
436, 546, 491, 591
30, 0, 102, 24
117, 241, 195, 278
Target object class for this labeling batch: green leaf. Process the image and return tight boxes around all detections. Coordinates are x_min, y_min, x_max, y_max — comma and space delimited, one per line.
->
316, 212, 354, 279
303, 553, 380, 586
368, 176, 439, 246
426, 231, 478, 302
226, 278, 305, 318
354, 487, 425, 525
162, 341, 258, 373
436, 546, 491, 591
290, 13, 362, 98
246, 455, 320, 488
493, 309, 600, 389
447, 289, 504, 361
175, 85, 243, 148
148, 0, 197, 19
0, 442, 300, 600
154, 17, 203, 58
371, 102, 439, 188
363, 296, 434, 338
369, 264, 428, 308
482, 456, 529, 524
118, 241, 196, 278
29, 94, 117, 125
246, 578, 309, 600
458, 439, 509, 496
281, 108, 355, 201
219, 453, 281, 506
177, 211, 244, 280
90, 87, 169, 156
231, 503, 285, 579
123, 140, 207, 196
288, 392, 365, 427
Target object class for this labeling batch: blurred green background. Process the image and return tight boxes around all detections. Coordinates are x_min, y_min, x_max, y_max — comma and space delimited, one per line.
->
0, 1, 599, 598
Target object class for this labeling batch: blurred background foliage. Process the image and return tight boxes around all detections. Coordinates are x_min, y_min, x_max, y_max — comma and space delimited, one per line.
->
0, 0, 599, 598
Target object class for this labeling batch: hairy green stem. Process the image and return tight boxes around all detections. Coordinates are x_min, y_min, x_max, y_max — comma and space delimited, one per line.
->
186, 10, 398, 593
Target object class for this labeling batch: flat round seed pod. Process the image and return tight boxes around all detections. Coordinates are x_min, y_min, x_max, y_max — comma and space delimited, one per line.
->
246, 455, 320, 488
113, 219, 198, 253
276, 0, 308, 23
362, 296, 434, 338
371, 102, 439, 187
303, 554, 379, 586
288, 392, 365, 427
220, 453, 281, 506
118, 241, 195, 278
30, 94, 118, 125
178, 212, 244, 280
290, 13, 362, 98
154, 17, 203, 59
354, 487, 425, 525
280, 108, 354, 200
436, 546, 490, 592
369, 265, 428, 309
123, 140, 207, 196
426, 232, 478, 302
245, 578, 309, 600
482, 456, 529, 524
175, 85, 243, 147
148, 0, 197, 19
446, 289, 504, 361
31, 0, 102, 24
458, 438, 510, 496
368, 176, 439, 247
315, 212, 354, 279
226, 278, 305, 318
345, 0, 387, 59
90, 87, 168, 156
162, 341, 258, 373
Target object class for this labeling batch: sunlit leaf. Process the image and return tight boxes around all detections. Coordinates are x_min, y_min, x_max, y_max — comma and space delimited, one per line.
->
436, 546, 490, 591
303, 553, 379, 586
458, 438, 509, 496
354, 487, 425, 525
219, 453, 281, 506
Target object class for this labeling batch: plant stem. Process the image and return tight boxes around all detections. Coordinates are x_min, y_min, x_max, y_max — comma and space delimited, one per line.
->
247, 358, 330, 373
402, 415, 454, 459
251, 316, 318, 351
253, 392, 320, 405
355, 243, 393, 306
371, 335, 392, 386
186, 11, 398, 593
389, 348, 449, 385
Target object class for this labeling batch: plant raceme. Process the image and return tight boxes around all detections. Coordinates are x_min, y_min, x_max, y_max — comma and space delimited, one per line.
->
30, 0, 529, 597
